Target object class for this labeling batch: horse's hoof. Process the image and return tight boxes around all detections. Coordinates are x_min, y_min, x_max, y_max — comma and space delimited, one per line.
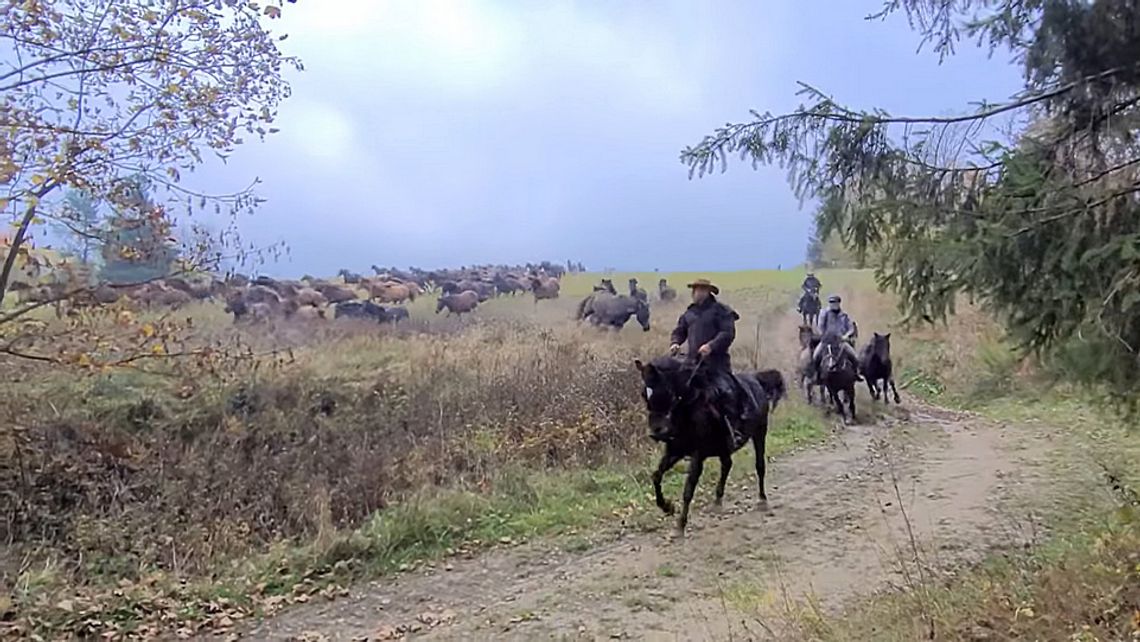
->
756, 499, 772, 514
672, 525, 686, 539
660, 501, 676, 516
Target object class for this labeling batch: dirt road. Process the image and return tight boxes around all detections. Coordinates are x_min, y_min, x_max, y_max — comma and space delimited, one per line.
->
242, 399, 1058, 641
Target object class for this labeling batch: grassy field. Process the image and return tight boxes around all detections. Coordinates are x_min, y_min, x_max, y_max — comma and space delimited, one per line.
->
1, 267, 836, 638
4, 267, 1137, 639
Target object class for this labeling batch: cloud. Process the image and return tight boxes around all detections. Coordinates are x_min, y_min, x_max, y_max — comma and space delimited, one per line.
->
195, 0, 1024, 277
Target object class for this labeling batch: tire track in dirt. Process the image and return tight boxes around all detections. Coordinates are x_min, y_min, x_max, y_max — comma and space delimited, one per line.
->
242, 398, 1055, 641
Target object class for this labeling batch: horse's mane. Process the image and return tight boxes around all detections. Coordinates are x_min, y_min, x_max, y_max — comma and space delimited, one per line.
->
648, 355, 686, 372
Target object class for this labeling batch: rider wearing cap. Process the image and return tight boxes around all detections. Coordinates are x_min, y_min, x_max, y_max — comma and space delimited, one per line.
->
669, 278, 757, 450
814, 294, 860, 372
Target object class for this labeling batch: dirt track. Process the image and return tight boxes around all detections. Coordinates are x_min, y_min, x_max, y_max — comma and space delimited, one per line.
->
242, 398, 1056, 641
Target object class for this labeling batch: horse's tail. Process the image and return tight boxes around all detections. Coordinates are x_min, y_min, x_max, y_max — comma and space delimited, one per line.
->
755, 369, 787, 409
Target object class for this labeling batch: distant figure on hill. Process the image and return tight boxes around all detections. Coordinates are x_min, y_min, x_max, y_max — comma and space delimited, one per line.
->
658, 278, 677, 302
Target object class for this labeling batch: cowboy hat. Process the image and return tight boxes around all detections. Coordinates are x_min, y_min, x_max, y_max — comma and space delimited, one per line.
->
686, 278, 720, 295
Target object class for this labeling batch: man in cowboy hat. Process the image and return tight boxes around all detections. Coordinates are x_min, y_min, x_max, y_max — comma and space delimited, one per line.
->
813, 293, 860, 375
669, 278, 757, 450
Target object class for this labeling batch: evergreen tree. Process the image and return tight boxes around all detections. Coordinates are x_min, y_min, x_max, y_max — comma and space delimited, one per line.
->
683, 0, 1140, 403
53, 190, 103, 265
100, 177, 178, 284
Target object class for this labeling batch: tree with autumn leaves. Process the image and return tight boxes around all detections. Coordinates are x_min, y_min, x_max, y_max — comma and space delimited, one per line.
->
0, 0, 299, 366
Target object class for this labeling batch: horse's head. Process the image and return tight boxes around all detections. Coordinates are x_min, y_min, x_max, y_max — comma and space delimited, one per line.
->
435, 297, 447, 314
635, 299, 651, 331
819, 332, 847, 373
634, 357, 697, 441
869, 332, 891, 360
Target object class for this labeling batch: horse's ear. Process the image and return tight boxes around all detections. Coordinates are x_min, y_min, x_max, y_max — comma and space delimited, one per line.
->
634, 359, 644, 372
884, 333, 891, 340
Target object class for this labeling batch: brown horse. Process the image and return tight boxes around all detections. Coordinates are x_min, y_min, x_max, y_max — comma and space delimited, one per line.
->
363, 279, 417, 304
797, 325, 824, 404
530, 276, 560, 303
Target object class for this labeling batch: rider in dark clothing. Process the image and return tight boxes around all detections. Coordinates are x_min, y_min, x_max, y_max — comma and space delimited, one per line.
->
669, 279, 756, 450
802, 272, 821, 293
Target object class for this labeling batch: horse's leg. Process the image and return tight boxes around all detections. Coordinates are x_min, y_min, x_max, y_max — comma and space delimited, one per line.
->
652, 452, 682, 515
677, 455, 705, 536
752, 419, 770, 511
847, 385, 857, 422
865, 373, 878, 400
831, 386, 845, 420
889, 376, 901, 404
713, 454, 732, 507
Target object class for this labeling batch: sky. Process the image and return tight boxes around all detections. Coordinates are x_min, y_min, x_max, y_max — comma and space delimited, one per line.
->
195, 0, 1024, 277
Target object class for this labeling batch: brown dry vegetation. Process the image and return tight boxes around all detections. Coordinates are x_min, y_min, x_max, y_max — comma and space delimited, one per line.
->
6, 269, 1137, 640
1, 272, 805, 637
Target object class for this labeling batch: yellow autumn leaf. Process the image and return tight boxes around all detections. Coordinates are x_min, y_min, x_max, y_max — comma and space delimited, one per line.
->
30, 174, 45, 186
0, 198, 8, 210
151, 344, 166, 355
141, 323, 155, 338
76, 353, 92, 367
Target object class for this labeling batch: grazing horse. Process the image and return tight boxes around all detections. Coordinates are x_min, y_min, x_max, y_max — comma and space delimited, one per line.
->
576, 293, 650, 331
796, 325, 824, 404
634, 356, 782, 536
797, 289, 821, 327
658, 279, 677, 302
860, 332, 901, 404
819, 332, 858, 422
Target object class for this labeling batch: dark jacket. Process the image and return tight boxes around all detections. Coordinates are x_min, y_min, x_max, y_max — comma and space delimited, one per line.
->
817, 308, 855, 337
670, 296, 739, 370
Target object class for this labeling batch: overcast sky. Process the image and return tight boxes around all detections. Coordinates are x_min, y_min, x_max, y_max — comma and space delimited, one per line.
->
197, 0, 1023, 277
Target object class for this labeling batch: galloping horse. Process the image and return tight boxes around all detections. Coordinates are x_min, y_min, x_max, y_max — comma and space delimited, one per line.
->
796, 325, 824, 405
818, 331, 858, 423
860, 332, 901, 404
797, 288, 821, 327
577, 292, 650, 331
634, 356, 783, 536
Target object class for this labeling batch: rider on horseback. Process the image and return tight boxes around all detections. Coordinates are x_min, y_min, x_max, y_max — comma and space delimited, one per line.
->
802, 272, 821, 294
813, 294, 860, 376
669, 279, 757, 451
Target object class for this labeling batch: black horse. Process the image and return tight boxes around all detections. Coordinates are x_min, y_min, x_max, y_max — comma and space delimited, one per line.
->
860, 332, 901, 404
797, 289, 821, 327
634, 356, 783, 536
818, 331, 858, 422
